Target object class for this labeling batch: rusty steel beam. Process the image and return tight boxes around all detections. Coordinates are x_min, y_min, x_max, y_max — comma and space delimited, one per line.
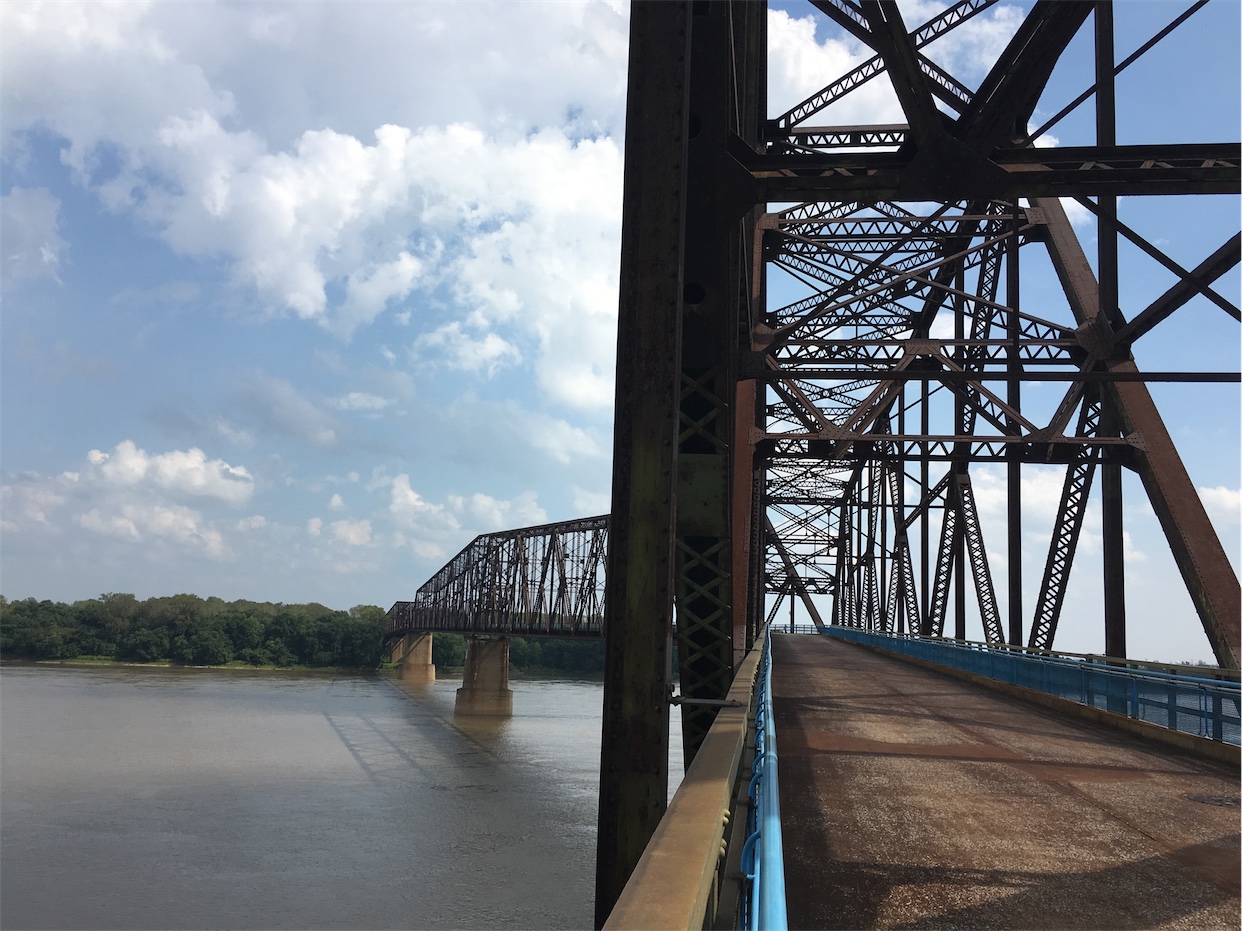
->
1115, 234, 1242, 346
1034, 195, 1240, 668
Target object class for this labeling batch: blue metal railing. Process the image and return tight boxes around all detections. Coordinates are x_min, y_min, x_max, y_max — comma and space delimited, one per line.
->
741, 627, 788, 931
823, 627, 1242, 746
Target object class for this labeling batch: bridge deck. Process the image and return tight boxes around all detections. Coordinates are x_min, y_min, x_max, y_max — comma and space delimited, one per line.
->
771, 633, 1240, 930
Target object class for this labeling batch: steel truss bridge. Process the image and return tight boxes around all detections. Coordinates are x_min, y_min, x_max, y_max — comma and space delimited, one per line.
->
386, 516, 608, 641
381, 1, 1240, 924
598, 0, 1238, 920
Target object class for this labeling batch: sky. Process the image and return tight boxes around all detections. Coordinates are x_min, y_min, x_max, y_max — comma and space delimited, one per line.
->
2, 1, 1238, 662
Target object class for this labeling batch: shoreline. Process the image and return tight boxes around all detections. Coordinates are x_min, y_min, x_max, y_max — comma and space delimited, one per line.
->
0, 657, 604, 681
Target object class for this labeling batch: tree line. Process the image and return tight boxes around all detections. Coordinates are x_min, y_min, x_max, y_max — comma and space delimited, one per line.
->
0, 594, 387, 668
0, 593, 604, 674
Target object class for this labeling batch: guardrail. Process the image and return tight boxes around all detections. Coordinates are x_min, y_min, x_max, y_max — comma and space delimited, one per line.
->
823, 627, 1241, 746
741, 626, 788, 931
604, 626, 788, 931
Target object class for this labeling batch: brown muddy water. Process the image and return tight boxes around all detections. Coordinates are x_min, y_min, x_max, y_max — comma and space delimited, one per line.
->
0, 664, 682, 930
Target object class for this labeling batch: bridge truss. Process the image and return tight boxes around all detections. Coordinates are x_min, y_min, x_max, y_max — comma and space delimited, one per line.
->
597, 0, 1240, 922
386, 516, 607, 641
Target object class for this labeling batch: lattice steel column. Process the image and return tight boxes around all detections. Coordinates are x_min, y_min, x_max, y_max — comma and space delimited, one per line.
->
595, 3, 690, 922
674, 0, 765, 763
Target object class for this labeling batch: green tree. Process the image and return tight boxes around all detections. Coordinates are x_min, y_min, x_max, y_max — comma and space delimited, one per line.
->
119, 627, 169, 663
188, 627, 233, 666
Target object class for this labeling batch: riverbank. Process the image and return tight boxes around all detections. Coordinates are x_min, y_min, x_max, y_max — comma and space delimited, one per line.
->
1, 656, 604, 679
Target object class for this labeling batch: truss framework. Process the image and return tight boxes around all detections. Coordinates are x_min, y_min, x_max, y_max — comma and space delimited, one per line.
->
386, 516, 608, 641
597, 0, 1239, 919
752, 0, 1239, 672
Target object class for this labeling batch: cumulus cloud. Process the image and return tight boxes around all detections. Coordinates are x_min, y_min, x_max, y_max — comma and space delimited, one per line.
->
336, 251, 422, 336
767, 3, 1024, 125
2, 441, 256, 562
3, 1, 628, 408
767, 8, 899, 125
330, 518, 371, 546
415, 321, 521, 377
78, 501, 227, 558
1, 473, 73, 531
86, 440, 254, 504
446, 490, 546, 532
901, 0, 1023, 79
388, 474, 458, 533
2, 187, 67, 282
385, 473, 547, 561
1200, 485, 1241, 527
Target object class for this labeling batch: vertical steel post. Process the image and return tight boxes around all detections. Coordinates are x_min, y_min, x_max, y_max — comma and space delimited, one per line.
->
1006, 202, 1023, 646
1096, 1, 1127, 659
953, 261, 967, 642
595, 4, 691, 923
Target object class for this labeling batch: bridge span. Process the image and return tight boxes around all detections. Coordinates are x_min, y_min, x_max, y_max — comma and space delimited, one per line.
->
606, 629, 1239, 929
772, 633, 1240, 929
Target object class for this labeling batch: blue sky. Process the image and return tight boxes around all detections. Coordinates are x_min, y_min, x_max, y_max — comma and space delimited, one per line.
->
2, 1, 1238, 662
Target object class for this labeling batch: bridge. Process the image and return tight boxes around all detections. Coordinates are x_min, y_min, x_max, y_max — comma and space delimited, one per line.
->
384, 0, 1240, 927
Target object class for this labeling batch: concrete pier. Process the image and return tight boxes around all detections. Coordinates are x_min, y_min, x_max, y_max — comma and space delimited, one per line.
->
394, 632, 435, 684
455, 637, 513, 716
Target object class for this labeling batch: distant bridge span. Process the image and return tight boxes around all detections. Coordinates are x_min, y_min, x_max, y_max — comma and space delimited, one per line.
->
386, 515, 608, 642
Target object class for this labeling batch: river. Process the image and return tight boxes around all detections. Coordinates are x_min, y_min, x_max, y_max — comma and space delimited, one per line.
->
0, 664, 683, 930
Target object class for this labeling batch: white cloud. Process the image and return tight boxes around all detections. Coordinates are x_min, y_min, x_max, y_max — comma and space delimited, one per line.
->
388, 474, 457, 533
85, 440, 254, 504
2, 187, 67, 282
768, 9, 900, 125
1199, 485, 1240, 520
78, 501, 227, 558
900, 1, 1023, 78
2, 1, 629, 409
1200, 485, 1241, 529
306, 517, 323, 536
330, 518, 371, 546
447, 490, 546, 532
444, 395, 608, 467
969, 465, 1068, 523
386, 473, 547, 561
331, 392, 391, 412
1, 475, 72, 530
328, 493, 344, 511
415, 322, 521, 377
336, 251, 422, 336
0, 0, 236, 176
3, 442, 252, 561
767, 3, 1025, 125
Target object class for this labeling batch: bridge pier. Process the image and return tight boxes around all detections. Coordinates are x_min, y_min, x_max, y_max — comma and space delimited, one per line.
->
455, 637, 513, 716
393, 632, 436, 684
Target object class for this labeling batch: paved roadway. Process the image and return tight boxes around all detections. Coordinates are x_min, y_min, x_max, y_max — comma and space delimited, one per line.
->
772, 633, 1240, 930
